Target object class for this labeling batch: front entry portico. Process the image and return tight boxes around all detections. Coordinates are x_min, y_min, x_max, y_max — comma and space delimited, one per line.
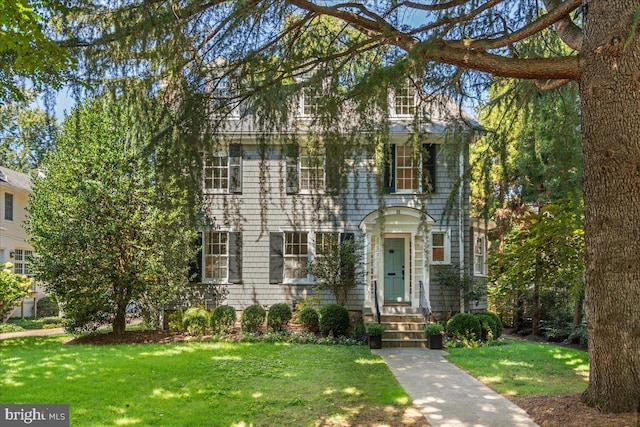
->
359, 206, 434, 311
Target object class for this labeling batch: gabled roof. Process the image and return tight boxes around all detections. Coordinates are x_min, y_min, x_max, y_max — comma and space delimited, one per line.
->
0, 166, 32, 192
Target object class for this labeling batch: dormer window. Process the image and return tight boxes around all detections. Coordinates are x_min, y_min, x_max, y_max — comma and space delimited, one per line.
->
393, 82, 419, 117
211, 76, 240, 116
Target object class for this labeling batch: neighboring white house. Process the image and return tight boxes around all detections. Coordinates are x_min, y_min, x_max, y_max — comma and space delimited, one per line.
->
0, 166, 43, 318
186, 76, 490, 326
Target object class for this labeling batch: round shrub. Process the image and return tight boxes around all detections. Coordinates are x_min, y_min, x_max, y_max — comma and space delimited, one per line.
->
446, 313, 482, 340
36, 296, 60, 318
475, 313, 498, 341
241, 304, 266, 333
476, 312, 503, 338
267, 303, 292, 331
298, 306, 319, 332
182, 307, 209, 336
211, 305, 237, 334
318, 304, 350, 336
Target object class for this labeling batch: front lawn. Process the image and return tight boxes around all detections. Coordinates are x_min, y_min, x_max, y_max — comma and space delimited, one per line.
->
446, 339, 589, 396
0, 336, 424, 426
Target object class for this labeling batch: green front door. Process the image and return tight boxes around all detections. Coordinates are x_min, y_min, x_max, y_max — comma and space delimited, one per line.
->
384, 238, 405, 302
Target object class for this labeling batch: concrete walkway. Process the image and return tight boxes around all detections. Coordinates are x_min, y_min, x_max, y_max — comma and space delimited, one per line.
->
373, 347, 539, 427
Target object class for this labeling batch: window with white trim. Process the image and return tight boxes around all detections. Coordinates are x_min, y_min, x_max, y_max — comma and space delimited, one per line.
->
204, 154, 228, 191
203, 144, 242, 194
315, 232, 339, 256
395, 145, 418, 191
394, 83, 417, 116
383, 144, 436, 193
301, 87, 321, 116
474, 233, 488, 276
431, 230, 450, 264
204, 231, 228, 282
4, 192, 14, 221
284, 231, 309, 280
13, 249, 33, 276
300, 146, 325, 191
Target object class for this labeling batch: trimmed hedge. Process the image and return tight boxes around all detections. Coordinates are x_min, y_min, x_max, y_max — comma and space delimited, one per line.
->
298, 306, 319, 332
446, 313, 482, 340
475, 313, 498, 341
241, 305, 266, 333
318, 304, 350, 336
267, 303, 292, 331
477, 311, 503, 338
211, 305, 236, 334
182, 307, 209, 336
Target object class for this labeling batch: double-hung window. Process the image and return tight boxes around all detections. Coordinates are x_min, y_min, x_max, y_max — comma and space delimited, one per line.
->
203, 144, 242, 194
283, 231, 309, 280
13, 249, 33, 276
4, 193, 14, 221
394, 83, 418, 116
204, 231, 228, 282
383, 144, 437, 194
431, 230, 450, 264
474, 233, 488, 276
286, 143, 326, 193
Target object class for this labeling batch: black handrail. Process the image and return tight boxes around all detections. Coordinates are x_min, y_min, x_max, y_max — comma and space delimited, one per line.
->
373, 280, 381, 324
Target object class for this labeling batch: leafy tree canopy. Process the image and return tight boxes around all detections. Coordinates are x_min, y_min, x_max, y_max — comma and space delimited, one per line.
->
0, 0, 74, 102
26, 95, 196, 335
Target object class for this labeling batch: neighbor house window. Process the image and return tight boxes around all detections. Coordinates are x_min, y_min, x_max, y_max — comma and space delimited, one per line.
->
203, 144, 242, 194
431, 230, 450, 264
474, 233, 488, 276
284, 231, 308, 280
301, 87, 321, 116
13, 249, 33, 276
4, 193, 13, 221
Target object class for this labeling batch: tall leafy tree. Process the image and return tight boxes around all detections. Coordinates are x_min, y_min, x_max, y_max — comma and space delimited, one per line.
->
0, 0, 73, 102
57, 0, 640, 411
0, 96, 58, 173
26, 96, 196, 335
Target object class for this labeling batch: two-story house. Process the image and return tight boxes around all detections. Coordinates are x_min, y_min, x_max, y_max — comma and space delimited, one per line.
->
0, 166, 41, 318
187, 78, 489, 343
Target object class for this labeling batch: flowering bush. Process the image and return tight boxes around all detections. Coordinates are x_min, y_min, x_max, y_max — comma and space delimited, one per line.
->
0, 262, 31, 317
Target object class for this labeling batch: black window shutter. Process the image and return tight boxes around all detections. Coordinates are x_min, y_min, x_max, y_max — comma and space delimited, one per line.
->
189, 232, 203, 283
269, 232, 284, 284
285, 144, 299, 194
383, 144, 396, 193
228, 232, 242, 283
422, 143, 437, 193
229, 144, 243, 194
340, 232, 354, 242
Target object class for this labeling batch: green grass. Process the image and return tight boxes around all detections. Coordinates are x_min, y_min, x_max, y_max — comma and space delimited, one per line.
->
0, 336, 413, 426
446, 338, 589, 396
4, 317, 65, 330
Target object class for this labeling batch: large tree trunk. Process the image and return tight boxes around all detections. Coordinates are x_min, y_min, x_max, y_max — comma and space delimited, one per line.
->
581, 0, 640, 413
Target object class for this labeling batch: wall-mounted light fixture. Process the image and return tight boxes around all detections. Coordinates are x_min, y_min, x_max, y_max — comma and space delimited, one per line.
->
9, 250, 15, 258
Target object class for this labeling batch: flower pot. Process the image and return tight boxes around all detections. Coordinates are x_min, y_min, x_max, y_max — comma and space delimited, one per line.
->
427, 334, 443, 349
368, 334, 382, 349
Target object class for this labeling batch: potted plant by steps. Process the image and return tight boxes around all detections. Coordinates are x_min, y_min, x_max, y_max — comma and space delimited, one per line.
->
424, 323, 445, 349
366, 323, 386, 349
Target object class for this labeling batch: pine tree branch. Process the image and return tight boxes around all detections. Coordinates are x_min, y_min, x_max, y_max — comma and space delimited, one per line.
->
542, 0, 584, 51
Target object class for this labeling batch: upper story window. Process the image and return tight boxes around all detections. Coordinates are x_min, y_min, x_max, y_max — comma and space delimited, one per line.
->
383, 143, 437, 194
301, 87, 321, 117
286, 143, 326, 193
431, 230, 451, 264
203, 144, 242, 194
211, 76, 241, 116
300, 146, 325, 191
474, 233, 488, 276
393, 83, 418, 116
13, 249, 33, 276
4, 192, 14, 221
